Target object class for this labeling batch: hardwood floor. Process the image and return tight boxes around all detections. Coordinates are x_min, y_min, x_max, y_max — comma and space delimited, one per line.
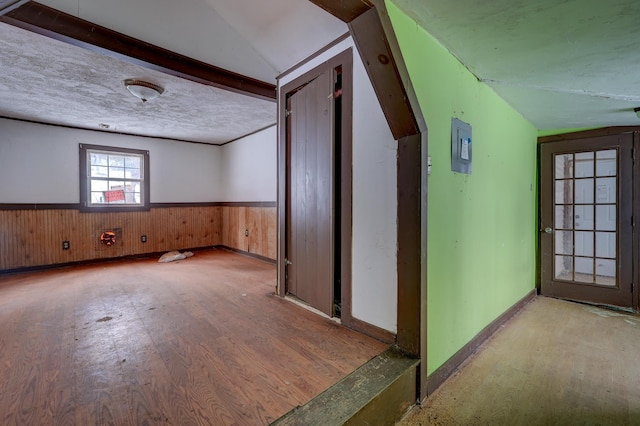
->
399, 297, 640, 426
0, 249, 388, 425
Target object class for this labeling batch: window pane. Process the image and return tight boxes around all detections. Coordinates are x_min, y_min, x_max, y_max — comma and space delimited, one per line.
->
90, 179, 108, 192
91, 166, 108, 177
109, 167, 125, 178
555, 231, 573, 255
91, 192, 106, 204
125, 156, 141, 168
574, 205, 594, 230
575, 152, 594, 178
555, 154, 573, 179
596, 150, 616, 177
555, 205, 573, 229
90, 153, 108, 166
574, 257, 594, 283
555, 255, 573, 281
575, 231, 594, 257
596, 205, 616, 231
125, 168, 141, 179
124, 192, 140, 204
574, 179, 594, 204
595, 177, 616, 204
555, 180, 573, 204
596, 259, 616, 286
595, 232, 616, 258
109, 155, 125, 167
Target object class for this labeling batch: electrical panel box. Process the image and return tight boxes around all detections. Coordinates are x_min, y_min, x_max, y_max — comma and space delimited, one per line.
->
451, 118, 472, 174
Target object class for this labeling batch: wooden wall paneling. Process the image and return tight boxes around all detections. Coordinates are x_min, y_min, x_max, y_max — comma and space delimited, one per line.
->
221, 206, 230, 251
218, 206, 277, 260
239, 206, 248, 252
247, 207, 261, 255
0, 207, 224, 271
265, 207, 277, 260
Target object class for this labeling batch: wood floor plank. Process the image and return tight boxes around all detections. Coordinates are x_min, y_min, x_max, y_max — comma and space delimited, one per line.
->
0, 249, 388, 425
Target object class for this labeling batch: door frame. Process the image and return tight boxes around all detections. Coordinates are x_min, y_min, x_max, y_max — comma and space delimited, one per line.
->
539, 127, 640, 311
277, 49, 355, 323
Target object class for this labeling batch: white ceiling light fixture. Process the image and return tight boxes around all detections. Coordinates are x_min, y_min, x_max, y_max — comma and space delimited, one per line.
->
123, 79, 164, 103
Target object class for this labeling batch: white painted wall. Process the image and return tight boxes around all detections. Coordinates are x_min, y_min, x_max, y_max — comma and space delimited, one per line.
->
220, 126, 277, 202
278, 38, 398, 333
0, 118, 222, 203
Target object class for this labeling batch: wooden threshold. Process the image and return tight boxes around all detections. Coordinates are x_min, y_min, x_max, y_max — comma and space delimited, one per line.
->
272, 347, 418, 426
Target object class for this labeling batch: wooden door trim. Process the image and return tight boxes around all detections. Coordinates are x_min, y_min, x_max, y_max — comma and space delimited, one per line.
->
634, 131, 640, 311
277, 49, 354, 322
301, 1, 428, 399
539, 127, 640, 144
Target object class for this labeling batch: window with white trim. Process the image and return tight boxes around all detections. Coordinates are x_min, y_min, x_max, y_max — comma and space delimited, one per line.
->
80, 144, 150, 211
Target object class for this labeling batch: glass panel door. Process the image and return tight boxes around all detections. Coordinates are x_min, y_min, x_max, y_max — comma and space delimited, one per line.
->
553, 150, 617, 286
540, 134, 632, 308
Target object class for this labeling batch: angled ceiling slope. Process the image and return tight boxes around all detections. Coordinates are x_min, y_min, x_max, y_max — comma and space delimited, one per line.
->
389, 0, 640, 130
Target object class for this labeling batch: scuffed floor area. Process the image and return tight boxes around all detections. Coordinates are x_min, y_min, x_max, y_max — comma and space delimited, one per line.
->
399, 296, 640, 426
0, 249, 387, 425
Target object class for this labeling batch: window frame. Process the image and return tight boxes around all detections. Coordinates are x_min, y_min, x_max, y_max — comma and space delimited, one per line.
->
79, 144, 150, 212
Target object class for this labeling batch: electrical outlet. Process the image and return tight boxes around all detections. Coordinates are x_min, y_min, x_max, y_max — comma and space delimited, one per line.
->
245, 229, 249, 237
62, 240, 70, 250
141, 235, 147, 243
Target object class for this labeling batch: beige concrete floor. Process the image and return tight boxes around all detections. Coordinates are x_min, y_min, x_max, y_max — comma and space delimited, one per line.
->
398, 296, 640, 426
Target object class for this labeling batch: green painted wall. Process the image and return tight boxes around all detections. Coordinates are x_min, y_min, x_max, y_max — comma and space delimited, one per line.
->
388, 1, 538, 374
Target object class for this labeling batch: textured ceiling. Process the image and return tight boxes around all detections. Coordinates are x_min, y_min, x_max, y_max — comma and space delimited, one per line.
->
393, 0, 640, 130
3, 0, 638, 140
0, 0, 347, 144
0, 22, 276, 144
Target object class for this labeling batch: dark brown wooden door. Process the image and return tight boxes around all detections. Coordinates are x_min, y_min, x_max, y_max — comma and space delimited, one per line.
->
540, 134, 633, 307
285, 70, 334, 316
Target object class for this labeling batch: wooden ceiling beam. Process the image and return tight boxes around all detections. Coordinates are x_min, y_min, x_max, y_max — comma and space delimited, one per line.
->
0, 1, 276, 101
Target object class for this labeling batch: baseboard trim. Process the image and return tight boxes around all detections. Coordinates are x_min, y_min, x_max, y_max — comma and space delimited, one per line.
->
425, 288, 537, 397
0, 245, 277, 276
215, 245, 276, 264
0, 245, 220, 275
342, 315, 396, 345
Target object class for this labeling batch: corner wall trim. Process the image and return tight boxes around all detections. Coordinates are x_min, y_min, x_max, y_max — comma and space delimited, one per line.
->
425, 289, 537, 397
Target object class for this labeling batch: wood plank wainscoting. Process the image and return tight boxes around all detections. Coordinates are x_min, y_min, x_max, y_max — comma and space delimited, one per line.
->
0, 202, 276, 272
220, 203, 277, 261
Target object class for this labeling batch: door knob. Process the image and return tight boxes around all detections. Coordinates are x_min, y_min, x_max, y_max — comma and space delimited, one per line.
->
544, 227, 553, 234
